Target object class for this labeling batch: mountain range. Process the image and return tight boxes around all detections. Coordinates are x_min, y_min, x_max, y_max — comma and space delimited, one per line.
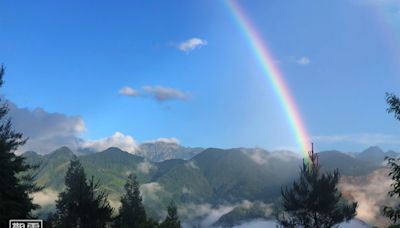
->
23, 145, 398, 227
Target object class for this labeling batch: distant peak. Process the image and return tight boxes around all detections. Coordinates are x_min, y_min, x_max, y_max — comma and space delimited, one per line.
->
47, 146, 75, 158
103, 147, 125, 153
362, 146, 384, 154
22, 150, 39, 157
53, 146, 73, 153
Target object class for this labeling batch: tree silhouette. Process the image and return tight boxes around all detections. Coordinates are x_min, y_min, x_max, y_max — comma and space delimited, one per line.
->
51, 159, 112, 228
117, 174, 147, 228
0, 66, 41, 227
160, 201, 181, 228
276, 144, 357, 227
384, 93, 400, 227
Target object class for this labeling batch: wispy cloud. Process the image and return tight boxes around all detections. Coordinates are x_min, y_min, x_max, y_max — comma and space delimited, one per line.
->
142, 85, 189, 102
296, 56, 310, 65
145, 137, 180, 144
178, 38, 208, 53
119, 86, 139, 97
119, 85, 190, 103
313, 133, 400, 145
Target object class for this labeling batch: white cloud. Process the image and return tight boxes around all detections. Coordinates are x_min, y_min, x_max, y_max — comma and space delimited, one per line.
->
81, 132, 139, 153
31, 188, 58, 206
182, 186, 191, 194
142, 85, 189, 102
8, 100, 182, 155
181, 201, 274, 228
297, 56, 310, 65
178, 38, 208, 53
181, 203, 235, 228
7, 101, 86, 154
120, 85, 189, 103
339, 168, 395, 227
140, 182, 165, 202
185, 160, 199, 169
242, 149, 300, 165
119, 86, 139, 97
137, 161, 155, 174
145, 137, 180, 144
313, 133, 400, 145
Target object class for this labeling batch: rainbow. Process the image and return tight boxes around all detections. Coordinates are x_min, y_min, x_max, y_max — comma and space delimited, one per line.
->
224, 0, 311, 159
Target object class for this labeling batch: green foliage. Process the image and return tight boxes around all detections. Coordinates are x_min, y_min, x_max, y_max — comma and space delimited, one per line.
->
0, 66, 41, 227
117, 174, 147, 228
160, 201, 181, 228
51, 159, 113, 228
383, 157, 400, 224
384, 93, 400, 225
386, 93, 400, 121
276, 145, 357, 227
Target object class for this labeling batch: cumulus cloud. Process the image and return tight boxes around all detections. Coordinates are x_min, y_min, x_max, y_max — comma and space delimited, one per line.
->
31, 188, 58, 206
119, 86, 139, 97
7, 100, 180, 155
178, 38, 208, 53
339, 168, 395, 227
296, 56, 310, 65
80, 132, 139, 153
7, 101, 86, 154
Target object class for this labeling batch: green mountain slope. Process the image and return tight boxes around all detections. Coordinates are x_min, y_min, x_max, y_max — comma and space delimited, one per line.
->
23, 146, 383, 224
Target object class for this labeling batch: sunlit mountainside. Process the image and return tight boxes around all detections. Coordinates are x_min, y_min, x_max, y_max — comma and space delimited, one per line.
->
23, 145, 397, 227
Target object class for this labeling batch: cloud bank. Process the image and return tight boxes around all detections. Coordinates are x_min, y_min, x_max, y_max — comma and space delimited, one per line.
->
339, 168, 395, 227
314, 133, 400, 146
7, 101, 85, 153
6, 101, 146, 154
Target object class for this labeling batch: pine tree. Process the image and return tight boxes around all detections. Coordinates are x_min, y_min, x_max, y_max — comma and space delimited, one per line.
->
0, 66, 41, 227
160, 201, 181, 228
52, 159, 113, 228
276, 144, 357, 228
117, 174, 147, 228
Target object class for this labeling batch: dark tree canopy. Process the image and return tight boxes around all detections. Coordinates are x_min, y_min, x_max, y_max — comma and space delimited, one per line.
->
0, 66, 41, 227
117, 174, 147, 228
386, 93, 400, 121
160, 201, 181, 228
276, 144, 357, 228
52, 159, 113, 228
384, 93, 400, 226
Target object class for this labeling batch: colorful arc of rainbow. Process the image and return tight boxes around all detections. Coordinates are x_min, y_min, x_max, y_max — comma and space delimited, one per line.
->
225, 0, 311, 158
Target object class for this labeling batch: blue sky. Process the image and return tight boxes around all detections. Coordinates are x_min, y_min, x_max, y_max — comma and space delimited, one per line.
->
2, 0, 400, 153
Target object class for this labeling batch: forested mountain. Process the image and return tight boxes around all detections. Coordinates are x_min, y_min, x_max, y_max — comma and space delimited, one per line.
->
23, 146, 394, 226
